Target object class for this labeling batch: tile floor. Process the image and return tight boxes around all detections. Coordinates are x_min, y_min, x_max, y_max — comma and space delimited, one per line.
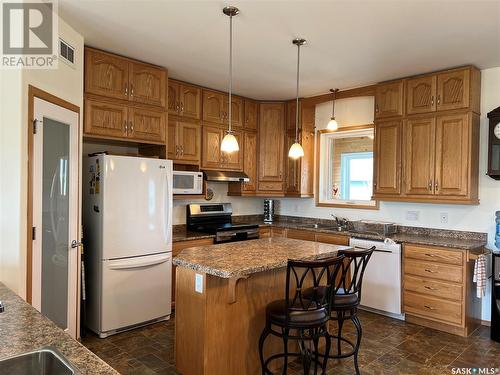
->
82, 310, 500, 374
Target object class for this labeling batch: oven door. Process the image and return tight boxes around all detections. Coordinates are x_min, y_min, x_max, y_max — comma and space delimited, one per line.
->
172, 172, 203, 194
215, 228, 259, 244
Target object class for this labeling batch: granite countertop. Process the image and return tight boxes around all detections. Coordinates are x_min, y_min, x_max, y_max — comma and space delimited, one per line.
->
173, 219, 486, 251
173, 237, 350, 278
0, 283, 117, 375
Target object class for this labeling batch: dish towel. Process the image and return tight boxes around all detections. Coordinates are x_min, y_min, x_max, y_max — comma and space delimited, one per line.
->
473, 254, 487, 298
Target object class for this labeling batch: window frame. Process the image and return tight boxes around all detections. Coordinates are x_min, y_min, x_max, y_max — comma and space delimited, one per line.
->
315, 125, 379, 210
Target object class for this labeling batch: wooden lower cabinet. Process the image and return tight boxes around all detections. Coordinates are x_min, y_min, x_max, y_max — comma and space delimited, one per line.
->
403, 243, 482, 336
172, 238, 214, 307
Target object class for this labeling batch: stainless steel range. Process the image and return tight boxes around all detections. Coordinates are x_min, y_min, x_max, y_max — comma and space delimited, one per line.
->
186, 203, 259, 244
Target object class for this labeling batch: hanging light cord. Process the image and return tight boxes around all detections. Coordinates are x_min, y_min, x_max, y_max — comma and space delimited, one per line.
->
228, 12, 233, 134
295, 42, 301, 143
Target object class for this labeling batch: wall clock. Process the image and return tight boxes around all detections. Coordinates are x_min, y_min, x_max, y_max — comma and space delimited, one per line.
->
487, 106, 500, 180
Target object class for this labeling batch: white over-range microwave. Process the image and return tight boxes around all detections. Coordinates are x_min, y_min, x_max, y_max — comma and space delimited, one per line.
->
172, 171, 204, 194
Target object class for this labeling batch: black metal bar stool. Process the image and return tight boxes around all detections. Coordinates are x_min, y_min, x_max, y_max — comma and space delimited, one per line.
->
258, 255, 345, 375
319, 247, 374, 375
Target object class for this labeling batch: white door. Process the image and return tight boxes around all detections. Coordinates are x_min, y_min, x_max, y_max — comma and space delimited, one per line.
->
102, 156, 172, 260
32, 97, 80, 338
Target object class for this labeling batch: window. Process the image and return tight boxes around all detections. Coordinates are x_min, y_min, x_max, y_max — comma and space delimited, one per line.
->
317, 126, 378, 209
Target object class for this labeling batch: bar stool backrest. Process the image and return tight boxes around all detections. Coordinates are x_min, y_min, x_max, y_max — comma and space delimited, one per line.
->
285, 255, 345, 322
337, 247, 375, 301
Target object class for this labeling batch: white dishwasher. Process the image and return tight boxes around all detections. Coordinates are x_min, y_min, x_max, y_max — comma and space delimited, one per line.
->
349, 238, 403, 319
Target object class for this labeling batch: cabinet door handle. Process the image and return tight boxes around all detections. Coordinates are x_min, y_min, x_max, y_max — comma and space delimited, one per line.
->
176, 102, 180, 112
375, 104, 379, 113
435, 181, 439, 190
431, 96, 434, 106
437, 95, 440, 105
424, 286, 437, 291
428, 181, 432, 191
425, 253, 435, 257
130, 84, 134, 97
424, 305, 435, 310
180, 145, 184, 156
424, 269, 435, 273
125, 84, 128, 96
180, 102, 184, 112
124, 120, 128, 134
129, 121, 134, 133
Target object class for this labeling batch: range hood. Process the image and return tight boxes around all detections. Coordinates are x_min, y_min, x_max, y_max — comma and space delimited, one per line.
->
203, 170, 249, 182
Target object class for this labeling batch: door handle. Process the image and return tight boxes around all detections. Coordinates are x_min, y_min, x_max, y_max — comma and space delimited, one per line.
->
124, 121, 128, 134
130, 84, 134, 97
428, 181, 432, 191
125, 84, 128, 96
71, 240, 82, 249
129, 121, 134, 133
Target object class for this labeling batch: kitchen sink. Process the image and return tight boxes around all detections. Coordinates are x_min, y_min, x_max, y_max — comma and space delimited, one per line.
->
0, 347, 77, 375
299, 223, 347, 231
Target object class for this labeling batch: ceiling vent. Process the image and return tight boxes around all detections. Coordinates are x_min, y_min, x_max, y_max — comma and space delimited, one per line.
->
59, 38, 75, 66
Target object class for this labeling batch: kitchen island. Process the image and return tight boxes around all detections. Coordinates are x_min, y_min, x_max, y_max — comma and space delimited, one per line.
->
173, 237, 351, 375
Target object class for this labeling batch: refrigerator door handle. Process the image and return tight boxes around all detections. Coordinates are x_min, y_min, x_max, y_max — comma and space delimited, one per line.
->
108, 254, 171, 270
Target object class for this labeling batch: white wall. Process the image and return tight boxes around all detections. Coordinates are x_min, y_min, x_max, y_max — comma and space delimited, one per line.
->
0, 18, 84, 297
279, 67, 500, 320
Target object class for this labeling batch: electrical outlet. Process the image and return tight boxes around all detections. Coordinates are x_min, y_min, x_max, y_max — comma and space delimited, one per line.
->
406, 211, 419, 221
195, 273, 203, 293
440, 212, 448, 224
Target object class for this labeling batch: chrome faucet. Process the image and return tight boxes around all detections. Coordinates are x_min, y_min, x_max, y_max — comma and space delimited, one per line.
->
331, 214, 348, 230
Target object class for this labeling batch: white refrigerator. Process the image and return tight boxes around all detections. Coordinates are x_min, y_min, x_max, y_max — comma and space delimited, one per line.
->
83, 154, 172, 338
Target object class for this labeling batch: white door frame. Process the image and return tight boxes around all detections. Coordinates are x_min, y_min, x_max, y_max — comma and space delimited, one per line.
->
29, 88, 80, 339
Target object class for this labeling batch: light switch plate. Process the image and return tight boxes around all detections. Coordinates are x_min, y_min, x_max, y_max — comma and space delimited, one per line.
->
406, 211, 419, 221
195, 273, 203, 293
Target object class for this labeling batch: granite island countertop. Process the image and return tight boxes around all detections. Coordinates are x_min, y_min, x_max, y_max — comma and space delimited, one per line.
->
173, 237, 351, 278
0, 283, 117, 375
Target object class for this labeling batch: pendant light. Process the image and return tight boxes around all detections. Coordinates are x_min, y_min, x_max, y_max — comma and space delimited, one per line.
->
220, 6, 240, 153
288, 38, 306, 159
327, 88, 339, 131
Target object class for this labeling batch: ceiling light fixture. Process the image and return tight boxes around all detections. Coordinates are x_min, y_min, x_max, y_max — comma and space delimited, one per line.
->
327, 88, 339, 131
220, 6, 240, 154
288, 38, 306, 159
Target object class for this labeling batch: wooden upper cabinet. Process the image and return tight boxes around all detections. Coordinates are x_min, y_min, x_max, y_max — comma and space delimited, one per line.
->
226, 96, 244, 128
168, 120, 201, 163
177, 122, 201, 163
287, 101, 298, 132
128, 107, 166, 143
180, 84, 201, 120
374, 120, 402, 195
203, 90, 225, 125
434, 113, 469, 196
129, 62, 166, 108
403, 116, 436, 195
202, 125, 222, 169
244, 99, 258, 130
375, 81, 404, 119
85, 49, 129, 100
285, 134, 299, 193
258, 103, 285, 190
407, 75, 437, 115
167, 120, 177, 160
242, 132, 257, 191
168, 80, 181, 115
84, 99, 128, 138
437, 69, 470, 112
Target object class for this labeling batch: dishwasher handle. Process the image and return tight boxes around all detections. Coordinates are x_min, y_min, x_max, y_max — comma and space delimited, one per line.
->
352, 245, 394, 254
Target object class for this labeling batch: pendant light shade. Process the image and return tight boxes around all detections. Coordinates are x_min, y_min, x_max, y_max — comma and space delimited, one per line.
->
221, 132, 240, 152
288, 38, 306, 159
327, 88, 339, 131
222, 6, 239, 153
288, 141, 305, 159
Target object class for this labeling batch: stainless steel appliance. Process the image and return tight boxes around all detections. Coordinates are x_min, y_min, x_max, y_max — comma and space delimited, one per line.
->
492, 251, 500, 342
263, 199, 274, 223
186, 203, 259, 244
173, 171, 203, 194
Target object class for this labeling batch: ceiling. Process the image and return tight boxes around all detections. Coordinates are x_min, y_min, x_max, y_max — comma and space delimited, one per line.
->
59, 0, 500, 100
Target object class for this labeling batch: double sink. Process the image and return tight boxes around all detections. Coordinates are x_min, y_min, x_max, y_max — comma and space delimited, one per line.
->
0, 347, 77, 374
